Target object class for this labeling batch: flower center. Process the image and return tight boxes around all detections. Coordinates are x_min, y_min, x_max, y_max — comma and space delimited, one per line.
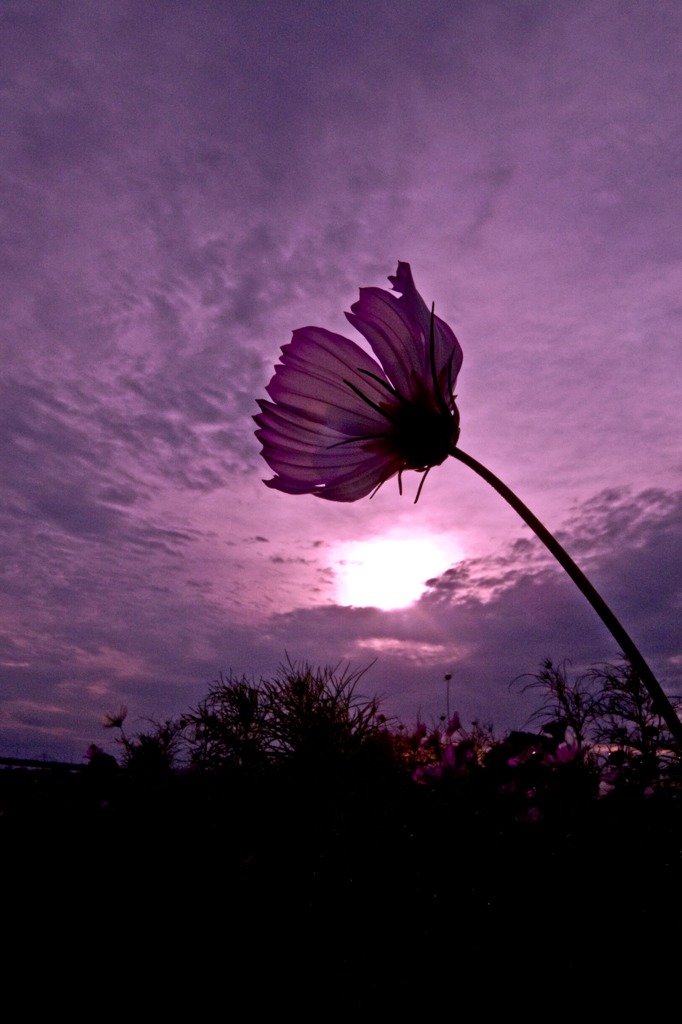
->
392, 398, 460, 470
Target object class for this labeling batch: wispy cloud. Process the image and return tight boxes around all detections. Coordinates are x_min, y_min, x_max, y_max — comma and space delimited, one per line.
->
1, 2, 680, 759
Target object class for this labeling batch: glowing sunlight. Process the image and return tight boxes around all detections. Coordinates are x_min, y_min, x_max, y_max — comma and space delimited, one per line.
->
333, 534, 463, 610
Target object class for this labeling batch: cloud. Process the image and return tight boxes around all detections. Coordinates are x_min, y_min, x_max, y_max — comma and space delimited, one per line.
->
1, 2, 681, 764
250, 486, 682, 732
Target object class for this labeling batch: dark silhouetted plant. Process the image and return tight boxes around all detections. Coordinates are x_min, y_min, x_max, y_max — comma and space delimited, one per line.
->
260, 658, 383, 767
513, 658, 600, 747
588, 658, 681, 791
183, 673, 270, 775
117, 718, 185, 778
181, 658, 386, 775
514, 656, 681, 794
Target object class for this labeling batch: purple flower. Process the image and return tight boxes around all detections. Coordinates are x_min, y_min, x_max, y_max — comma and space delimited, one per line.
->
101, 705, 128, 729
254, 263, 463, 502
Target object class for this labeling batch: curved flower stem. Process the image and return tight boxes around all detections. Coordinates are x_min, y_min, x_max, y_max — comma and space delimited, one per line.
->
450, 446, 682, 746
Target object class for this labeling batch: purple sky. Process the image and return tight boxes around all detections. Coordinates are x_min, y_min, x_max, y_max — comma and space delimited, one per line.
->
2, 1, 682, 761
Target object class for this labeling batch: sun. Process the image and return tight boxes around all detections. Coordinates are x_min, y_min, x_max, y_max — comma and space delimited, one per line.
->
332, 533, 462, 610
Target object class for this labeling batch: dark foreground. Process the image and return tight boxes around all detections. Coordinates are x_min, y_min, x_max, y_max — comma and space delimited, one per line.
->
3, 754, 680, 1012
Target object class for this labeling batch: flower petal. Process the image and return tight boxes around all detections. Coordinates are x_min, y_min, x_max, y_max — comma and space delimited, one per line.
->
263, 327, 397, 435
346, 262, 462, 405
345, 287, 424, 398
390, 262, 463, 392
264, 449, 401, 502
255, 326, 405, 499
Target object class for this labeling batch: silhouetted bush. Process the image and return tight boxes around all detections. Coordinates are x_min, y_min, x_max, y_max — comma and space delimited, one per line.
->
514, 655, 682, 794
181, 657, 388, 777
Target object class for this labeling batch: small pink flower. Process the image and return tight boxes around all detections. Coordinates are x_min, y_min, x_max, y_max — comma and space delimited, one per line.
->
254, 263, 463, 502
547, 739, 583, 765
442, 743, 457, 768
413, 763, 443, 784
445, 711, 462, 736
